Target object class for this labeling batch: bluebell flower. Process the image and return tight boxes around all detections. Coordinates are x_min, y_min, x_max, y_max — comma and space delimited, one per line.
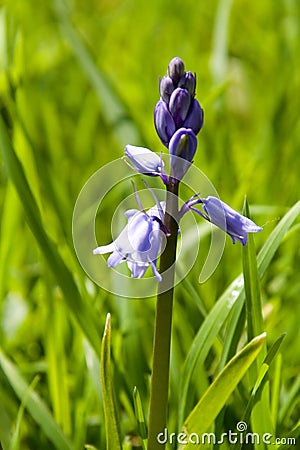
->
182, 99, 204, 135
93, 202, 166, 282
169, 128, 198, 181
169, 87, 191, 128
125, 145, 166, 177
159, 75, 175, 103
154, 99, 176, 147
178, 71, 196, 97
168, 57, 185, 84
181, 195, 262, 245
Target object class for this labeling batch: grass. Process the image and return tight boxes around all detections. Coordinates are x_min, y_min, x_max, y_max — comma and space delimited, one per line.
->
0, 0, 300, 449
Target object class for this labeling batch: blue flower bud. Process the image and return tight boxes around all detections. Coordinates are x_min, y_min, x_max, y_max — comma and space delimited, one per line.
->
178, 71, 196, 97
182, 99, 204, 135
169, 88, 191, 128
168, 57, 185, 84
169, 128, 197, 181
154, 99, 176, 147
159, 76, 175, 103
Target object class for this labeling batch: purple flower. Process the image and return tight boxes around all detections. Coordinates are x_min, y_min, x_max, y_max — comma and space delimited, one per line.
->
159, 76, 175, 103
178, 71, 196, 97
154, 99, 176, 147
168, 57, 185, 84
93, 203, 166, 282
182, 99, 204, 135
125, 145, 164, 177
182, 195, 262, 245
169, 88, 191, 128
169, 128, 198, 181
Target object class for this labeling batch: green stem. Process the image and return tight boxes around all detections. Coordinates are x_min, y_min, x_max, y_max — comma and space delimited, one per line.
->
147, 181, 179, 450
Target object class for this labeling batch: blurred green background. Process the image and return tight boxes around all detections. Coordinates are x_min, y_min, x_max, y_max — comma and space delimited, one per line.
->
0, 0, 299, 449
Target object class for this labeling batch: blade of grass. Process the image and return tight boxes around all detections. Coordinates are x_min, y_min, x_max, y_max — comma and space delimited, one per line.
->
0, 116, 101, 355
133, 387, 147, 447
179, 201, 300, 426
0, 350, 72, 450
242, 199, 273, 447
54, 0, 143, 147
9, 375, 40, 450
101, 314, 122, 450
182, 333, 266, 450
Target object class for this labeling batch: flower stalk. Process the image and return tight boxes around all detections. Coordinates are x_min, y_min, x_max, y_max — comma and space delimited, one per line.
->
147, 181, 179, 450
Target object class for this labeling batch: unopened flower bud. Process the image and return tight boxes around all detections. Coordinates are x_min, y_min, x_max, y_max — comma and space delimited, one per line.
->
183, 99, 204, 135
169, 127, 197, 181
159, 76, 175, 103
169, 88, 191, 128
154, 99, 176, 147
168, 57, 185, 84
178, 71, 196, 97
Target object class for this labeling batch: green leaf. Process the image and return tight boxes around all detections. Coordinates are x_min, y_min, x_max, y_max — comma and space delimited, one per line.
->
179, 201, 300, 426
101, 314, 122, 450
0, 350, 72, 450
242, 199, 264, 345
54, 0, 142, 147
182, 333, 266, 450
0, 116, 101, 355
133, 387, 147, 441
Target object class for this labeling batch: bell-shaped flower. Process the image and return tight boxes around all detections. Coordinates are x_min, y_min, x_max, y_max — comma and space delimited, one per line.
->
169, 127, 197, 181
159, 75, 175, 103
178, 71, 196, 97
93, 202, 166, 282
169, 87, 191, 128
124, 145, 167, 181
182, 195, 262, 245
182, 99, 204, 135
154, 99, 176, 147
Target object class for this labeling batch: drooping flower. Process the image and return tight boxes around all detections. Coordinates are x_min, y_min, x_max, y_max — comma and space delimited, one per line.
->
181, 195, 262, 245
93, 202, 166, 282
124, 145, 164, 176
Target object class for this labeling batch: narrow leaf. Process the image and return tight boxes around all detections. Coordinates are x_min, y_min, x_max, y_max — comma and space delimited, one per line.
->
182, 333, 266, 450
101, 314, 122, 450
0, 350, 72, 450
133, 386, 147, 441
179, 202, 300, 426
0, 117, 101, 355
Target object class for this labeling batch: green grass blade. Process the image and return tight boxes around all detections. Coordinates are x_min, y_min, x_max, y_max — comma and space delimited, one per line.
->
179, 201, 300, 426
182, 333, 266, 450
242, 199, 273, 447
0, 350, 72, 450
242, 199, 264, 345
231, 334, 286, 450
101, 314, 122, 450
9, 375, 40, 450
54, 0, 142, 147
133, 386, 147, 441
0, 116, 101, 355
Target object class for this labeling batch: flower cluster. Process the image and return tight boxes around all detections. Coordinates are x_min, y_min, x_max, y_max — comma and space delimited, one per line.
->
94, 57, 262, 281
154, 57, 204, 148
